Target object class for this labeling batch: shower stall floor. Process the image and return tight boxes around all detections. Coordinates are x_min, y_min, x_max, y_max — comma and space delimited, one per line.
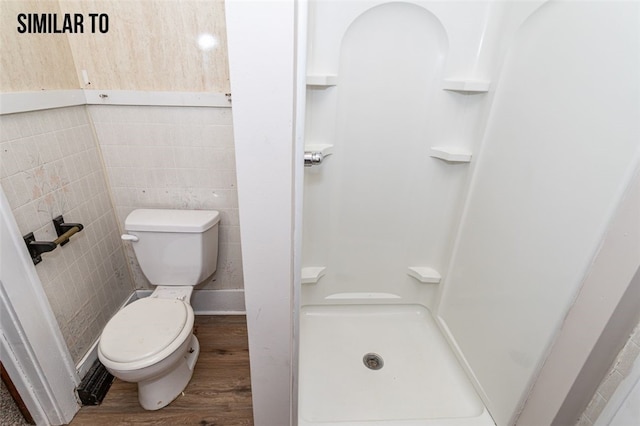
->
299, 304, 495, 426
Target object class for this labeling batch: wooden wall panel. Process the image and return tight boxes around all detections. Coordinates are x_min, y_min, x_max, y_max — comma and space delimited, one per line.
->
0, 1, 79, 91
1, 1, 230, 93
61, 0, 230, 92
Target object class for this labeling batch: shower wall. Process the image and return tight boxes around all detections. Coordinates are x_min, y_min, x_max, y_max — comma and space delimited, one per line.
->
302, 0, 513, 308
437, 2, 640, 424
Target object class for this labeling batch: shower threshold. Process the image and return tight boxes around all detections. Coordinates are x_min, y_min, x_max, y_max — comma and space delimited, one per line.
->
298, 304, 494, 426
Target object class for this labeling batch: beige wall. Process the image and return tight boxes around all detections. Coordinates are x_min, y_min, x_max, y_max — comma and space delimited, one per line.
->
0, 106, 133, 363
1, 0, 236, 365
89, 104, 243, 291
0, 1, 79, 91
1, 0, 229, 93
61, 0, 230, 92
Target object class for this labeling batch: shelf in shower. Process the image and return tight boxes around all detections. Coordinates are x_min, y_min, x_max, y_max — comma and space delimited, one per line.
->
407, 267, 441, 284
306, 75, 338, 87
324, 292, 401, 300
442, 79, 490, 93
301, 266, 326, 284
429, 147, 472, 163
304, 143, 334, 157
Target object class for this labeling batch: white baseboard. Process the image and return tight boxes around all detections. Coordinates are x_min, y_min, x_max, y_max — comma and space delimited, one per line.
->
135, 288, 246, 314
75, 288, 246, 378
192, 289, 247, 315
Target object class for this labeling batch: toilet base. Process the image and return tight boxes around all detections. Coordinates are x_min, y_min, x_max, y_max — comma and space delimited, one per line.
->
137, 335, 200, 410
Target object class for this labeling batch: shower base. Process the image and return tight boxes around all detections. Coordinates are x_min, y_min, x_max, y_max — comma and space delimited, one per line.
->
298, 304, 494, 426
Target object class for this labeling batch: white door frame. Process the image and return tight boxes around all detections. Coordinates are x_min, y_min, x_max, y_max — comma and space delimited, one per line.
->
225, 0, 303, 424
0, 186, 79, 425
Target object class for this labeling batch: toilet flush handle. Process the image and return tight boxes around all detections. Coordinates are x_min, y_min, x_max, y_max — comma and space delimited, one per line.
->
121, 234, 139, 242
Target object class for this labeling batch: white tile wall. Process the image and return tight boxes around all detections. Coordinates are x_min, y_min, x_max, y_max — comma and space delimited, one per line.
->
88, 105, 243, 291
578, 322, 640, 425
0, 106, 133, 363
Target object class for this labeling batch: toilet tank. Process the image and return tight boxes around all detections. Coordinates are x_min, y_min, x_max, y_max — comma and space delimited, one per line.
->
124, 209, 220, 286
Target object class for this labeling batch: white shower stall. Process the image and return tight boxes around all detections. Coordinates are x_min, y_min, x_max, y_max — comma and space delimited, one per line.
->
296, 1, 640, 425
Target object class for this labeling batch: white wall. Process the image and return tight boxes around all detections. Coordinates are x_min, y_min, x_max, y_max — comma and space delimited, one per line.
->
437, 2, 640, 425
225, 1, 298, 424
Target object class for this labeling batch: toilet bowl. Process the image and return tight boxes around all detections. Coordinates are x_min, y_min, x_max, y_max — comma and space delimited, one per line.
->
98, 209, 220, 410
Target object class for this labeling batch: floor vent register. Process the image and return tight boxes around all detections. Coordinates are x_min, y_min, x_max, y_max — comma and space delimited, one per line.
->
77, 359, 115, 405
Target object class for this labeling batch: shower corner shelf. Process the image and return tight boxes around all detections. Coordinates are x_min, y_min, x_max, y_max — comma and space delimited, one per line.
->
442, 79, 490, 93
430, 147, 472, 163
301, 266, 326, 284
304, 143, 334, 157
407, 267, 441, 284
306, 75, 338, 87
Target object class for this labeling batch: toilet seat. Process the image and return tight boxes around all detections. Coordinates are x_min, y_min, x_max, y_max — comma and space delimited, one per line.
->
99, 298, 194, 371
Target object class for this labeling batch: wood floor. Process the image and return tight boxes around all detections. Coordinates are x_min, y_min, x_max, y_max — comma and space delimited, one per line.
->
70, 316, 253, 426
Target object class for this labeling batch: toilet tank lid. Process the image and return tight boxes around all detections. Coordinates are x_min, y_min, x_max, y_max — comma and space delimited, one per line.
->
125, 209, 220, 233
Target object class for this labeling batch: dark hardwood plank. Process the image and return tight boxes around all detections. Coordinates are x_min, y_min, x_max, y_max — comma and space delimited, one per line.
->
70, 315, 254, 426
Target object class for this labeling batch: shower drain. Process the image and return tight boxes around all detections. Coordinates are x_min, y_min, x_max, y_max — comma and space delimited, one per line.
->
363, 353, 384, 370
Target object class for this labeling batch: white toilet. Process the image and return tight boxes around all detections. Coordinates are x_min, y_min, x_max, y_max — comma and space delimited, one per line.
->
98, 208, 220, 410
